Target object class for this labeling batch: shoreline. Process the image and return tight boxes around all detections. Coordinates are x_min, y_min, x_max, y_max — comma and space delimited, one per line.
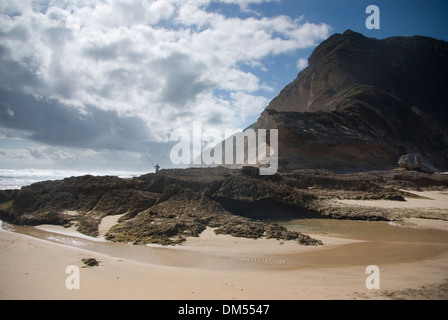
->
1, 219, 448, 300
1, 189, 448, 300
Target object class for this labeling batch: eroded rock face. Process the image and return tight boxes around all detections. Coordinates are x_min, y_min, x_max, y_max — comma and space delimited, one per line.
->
254, 30, 448, 172
398, 154, 437, 174
105, 188, 321, 246
1, 167, 447, 246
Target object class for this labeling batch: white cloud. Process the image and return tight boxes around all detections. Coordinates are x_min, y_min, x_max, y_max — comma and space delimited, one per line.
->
297, 58, 309, 70
216, 0, 280, 12
231, 92, 268, 123
0, 0, 331, 168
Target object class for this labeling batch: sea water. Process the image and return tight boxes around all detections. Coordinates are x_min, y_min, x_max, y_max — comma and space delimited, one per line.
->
0, 169, 146, 190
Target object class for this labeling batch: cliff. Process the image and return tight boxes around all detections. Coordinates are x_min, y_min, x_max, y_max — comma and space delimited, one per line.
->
256, 30, 448, 172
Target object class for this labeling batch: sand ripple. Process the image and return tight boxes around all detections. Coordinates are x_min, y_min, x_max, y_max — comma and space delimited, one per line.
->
219, 255, 301, 265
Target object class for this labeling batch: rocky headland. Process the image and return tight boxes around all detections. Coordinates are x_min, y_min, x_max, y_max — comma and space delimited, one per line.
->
255, 30, 448, 172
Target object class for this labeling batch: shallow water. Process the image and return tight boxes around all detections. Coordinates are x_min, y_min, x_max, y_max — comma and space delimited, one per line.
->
274, 218, 448, 268
1, 222, 225, 268
2, 218, 448, 270
276, 219, 448, 244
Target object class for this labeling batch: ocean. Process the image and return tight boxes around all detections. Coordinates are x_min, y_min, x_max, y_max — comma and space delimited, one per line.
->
0, 169, 147, 190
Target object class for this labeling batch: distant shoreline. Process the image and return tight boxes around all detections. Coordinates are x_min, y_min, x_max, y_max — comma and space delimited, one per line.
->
0, 168, 148, 190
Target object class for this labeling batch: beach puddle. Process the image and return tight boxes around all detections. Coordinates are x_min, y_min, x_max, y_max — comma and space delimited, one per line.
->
277, 218, 448, 243
297, 242, 448, 268
0, 222, 227, 269
2, 218, 448, 270
273, 218, 448, 268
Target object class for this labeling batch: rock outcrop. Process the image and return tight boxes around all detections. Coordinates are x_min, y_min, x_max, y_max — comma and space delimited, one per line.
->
1, 168, 447, 245
254, 30, 448, 172
398, 153, 437, 174
82, 258, 100, 267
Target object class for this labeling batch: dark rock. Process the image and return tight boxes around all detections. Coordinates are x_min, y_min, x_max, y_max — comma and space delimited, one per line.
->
242, 166, 260, 176
105, 188, 315, 245
1, 167, 447, 246
82, 258, 100, 267
297, 234, 323, 246
398, 153, 423, 171
398, 153, 437, 174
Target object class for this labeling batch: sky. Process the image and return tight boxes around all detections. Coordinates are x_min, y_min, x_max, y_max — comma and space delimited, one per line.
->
0, 0, 447, 173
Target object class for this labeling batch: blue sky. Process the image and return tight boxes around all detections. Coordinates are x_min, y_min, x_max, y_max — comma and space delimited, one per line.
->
0, 0, 447, 172
258, 0, 448, 38
249, 0, 448, 100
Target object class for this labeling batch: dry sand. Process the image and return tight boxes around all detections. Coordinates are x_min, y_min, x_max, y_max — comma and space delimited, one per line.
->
1, 190, 448, 300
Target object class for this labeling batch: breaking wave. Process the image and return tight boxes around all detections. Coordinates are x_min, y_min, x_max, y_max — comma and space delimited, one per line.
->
0, 169, 145, 190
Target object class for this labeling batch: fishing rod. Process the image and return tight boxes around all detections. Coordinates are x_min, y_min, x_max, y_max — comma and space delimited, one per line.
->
145, 152, 160, 173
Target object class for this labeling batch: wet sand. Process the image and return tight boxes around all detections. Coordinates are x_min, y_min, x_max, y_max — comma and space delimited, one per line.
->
338, 190, 448, 211
1, 190, 448, 300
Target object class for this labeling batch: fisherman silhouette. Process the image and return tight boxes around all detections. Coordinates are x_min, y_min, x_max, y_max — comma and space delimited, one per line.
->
145, 152, 160, 174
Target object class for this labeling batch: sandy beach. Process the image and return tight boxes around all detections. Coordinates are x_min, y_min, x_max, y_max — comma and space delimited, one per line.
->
1, 190, 448, 300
